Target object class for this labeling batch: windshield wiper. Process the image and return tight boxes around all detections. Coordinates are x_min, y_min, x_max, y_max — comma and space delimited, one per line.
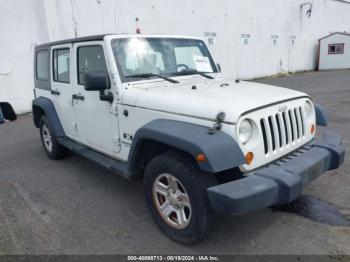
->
125, 73, 179, 83
170, 69, 214, 79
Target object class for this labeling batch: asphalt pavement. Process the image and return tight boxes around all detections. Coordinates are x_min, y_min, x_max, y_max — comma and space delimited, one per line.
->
0, 70, 349, 255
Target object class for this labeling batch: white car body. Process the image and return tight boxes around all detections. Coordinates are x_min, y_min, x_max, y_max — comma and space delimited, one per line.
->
35, 34, 316, 172
33, 34, 347, 244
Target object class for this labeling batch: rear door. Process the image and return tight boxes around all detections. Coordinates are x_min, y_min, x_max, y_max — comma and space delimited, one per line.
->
50, 44, 77, 138
71, 41, 120, 156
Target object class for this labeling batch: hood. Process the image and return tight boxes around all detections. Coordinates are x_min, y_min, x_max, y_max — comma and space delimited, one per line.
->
124, 79, 308, 124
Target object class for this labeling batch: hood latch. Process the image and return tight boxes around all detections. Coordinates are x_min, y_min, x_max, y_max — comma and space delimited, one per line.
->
208, 112, 226, 134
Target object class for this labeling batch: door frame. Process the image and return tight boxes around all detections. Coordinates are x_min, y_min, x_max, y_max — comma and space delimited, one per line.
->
71, 41, 121, 156
50, 43, 77, 138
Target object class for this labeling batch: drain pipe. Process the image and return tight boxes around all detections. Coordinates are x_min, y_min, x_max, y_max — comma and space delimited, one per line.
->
70, 0, 79, 38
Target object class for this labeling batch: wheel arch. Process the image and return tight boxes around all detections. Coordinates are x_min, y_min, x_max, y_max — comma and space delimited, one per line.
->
126, 119, 245, 178
315, 103, 328, 126
32, 97, 65, 137
128, 138, 199, 178
32, 105, 45, 127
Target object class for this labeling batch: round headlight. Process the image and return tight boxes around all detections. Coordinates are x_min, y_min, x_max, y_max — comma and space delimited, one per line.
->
239, 119, 253, 145
304, 101, 313, 119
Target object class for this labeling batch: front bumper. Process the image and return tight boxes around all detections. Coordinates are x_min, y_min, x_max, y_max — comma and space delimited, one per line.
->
207, 130, 345, 215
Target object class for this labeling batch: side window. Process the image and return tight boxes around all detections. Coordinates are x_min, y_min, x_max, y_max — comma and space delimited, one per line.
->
77, 45, 107, 85
53, 49, 70, 83
36, 50, 49, 80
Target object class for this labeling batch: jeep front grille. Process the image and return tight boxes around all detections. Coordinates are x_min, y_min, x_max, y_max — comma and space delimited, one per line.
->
260, 106, 306, 154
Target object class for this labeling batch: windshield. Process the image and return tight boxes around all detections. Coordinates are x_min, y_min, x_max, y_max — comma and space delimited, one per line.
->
111, 37, 218, 82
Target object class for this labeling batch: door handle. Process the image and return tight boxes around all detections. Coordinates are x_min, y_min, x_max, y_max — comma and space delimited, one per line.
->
51, 89, 60, 96
72, 94, 85, 101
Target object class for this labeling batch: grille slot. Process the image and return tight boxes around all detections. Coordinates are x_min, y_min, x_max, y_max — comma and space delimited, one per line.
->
260, 106, 305, 155
282, 112, 289, 144
299, 107, 305, 136
275, 114, 282, 148
260, 119, 268, 154
268, 116, 276, 151
288, 110, 295, 141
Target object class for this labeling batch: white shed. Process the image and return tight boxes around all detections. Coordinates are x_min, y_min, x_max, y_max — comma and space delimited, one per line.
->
318, 32, 350, 70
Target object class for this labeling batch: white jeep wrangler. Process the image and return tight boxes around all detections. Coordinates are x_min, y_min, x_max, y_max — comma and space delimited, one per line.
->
32, 34, 345, 244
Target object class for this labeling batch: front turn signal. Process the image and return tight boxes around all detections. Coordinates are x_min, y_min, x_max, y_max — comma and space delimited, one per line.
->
311, 124, 315, 134
245, 152, 254, 165
196, 153, 206, 163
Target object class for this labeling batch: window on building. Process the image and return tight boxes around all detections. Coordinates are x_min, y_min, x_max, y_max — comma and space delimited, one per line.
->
36, 50, 49, 80
328, 43, 344, 54
77, 45, 107, 85
53, 49, 70, 83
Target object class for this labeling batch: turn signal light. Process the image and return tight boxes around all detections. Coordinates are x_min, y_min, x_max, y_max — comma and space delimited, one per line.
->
196, 153, 206, 163
310, 124, 315, 134
245, 152, 254, 165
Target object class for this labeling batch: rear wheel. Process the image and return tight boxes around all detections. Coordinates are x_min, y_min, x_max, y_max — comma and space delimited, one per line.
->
39, 116, 68, 160
144, 151, 217, 245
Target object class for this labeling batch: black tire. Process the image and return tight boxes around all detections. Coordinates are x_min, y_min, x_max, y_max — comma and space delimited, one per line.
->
144, 151, 217, 245
39, 116, 68, 160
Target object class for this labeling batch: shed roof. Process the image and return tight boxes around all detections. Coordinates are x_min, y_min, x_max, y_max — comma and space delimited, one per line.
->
318, 32, 350, 41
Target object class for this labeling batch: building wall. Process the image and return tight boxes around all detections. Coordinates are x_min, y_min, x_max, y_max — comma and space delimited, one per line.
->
1, 0, 350, 113
319, 33, 350, 70
0, 0, 50, 113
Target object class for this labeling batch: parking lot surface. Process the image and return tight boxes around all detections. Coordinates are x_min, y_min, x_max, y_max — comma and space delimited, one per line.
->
0, 70, 349, 255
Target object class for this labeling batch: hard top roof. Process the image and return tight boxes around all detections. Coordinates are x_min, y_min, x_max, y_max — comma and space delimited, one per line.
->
35, 34, 204, 49
35, 34, 110, 49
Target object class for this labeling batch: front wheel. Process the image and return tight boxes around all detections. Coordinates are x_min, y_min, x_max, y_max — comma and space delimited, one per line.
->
144, 152, 217, 245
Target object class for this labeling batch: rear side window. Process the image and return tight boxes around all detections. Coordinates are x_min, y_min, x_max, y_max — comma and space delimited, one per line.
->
36, 50, 49, 80
77, 45, 107, 85
53, 49, 70, 83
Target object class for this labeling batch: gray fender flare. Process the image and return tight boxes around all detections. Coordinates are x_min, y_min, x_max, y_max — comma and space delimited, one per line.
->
315, 104, 328, 126
127, 119, 245, 173
32, 97, 65, 137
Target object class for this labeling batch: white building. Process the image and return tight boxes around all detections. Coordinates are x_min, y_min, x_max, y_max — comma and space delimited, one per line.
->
1, 0, 350, 113
318, 32, 350, 70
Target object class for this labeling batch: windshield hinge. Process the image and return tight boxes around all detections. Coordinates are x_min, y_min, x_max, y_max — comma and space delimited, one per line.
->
208, 112, 226, 134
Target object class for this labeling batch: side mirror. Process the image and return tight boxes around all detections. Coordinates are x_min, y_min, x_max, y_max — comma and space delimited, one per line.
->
83, 71, 109, 91
216, 63, 221, 73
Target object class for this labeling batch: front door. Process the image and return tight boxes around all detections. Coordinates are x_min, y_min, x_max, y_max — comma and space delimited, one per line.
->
71, 41, 120, 156
50, 44, 77, 138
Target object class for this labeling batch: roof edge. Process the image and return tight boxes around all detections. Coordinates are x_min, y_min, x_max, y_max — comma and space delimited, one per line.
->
35, 33, 205, 49
35, 34, 111, 49
318, 32, 350, 41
